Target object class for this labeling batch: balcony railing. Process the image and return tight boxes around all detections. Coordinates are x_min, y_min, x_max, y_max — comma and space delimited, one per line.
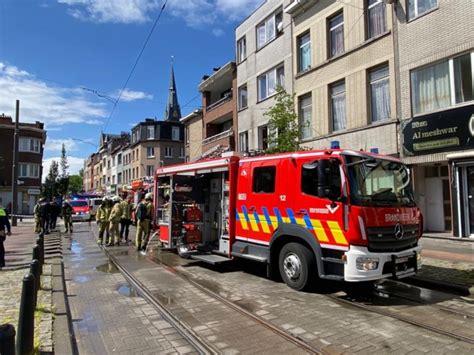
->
202, 127, 234, 145
206, 93, 233, 112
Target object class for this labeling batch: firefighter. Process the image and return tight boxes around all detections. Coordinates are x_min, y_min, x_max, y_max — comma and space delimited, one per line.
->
96, 197, 111, 245
135, 193, 153, 252
119, 195, 133, 244
40, 199, 51, 234
108, 196, 122, 247
61, 200, 73, 233
33, 198, 43, 233
49, 199, 61, 231
0, 204, 12, 269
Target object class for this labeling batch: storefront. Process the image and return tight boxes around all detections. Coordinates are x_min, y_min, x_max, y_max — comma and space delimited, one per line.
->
402, 104, 474, 237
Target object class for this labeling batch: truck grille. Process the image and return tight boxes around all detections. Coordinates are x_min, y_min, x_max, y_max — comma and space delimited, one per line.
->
367, 224, 418, 252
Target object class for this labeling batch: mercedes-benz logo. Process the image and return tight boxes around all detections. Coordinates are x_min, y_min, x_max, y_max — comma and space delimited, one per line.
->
394, 223, 404, 240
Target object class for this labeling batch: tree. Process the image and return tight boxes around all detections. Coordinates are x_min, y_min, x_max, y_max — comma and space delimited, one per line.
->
263, 87, 302, 154
58, 143, 69, 196
68, 175, 83, 194
78, 168, 84, 179
42, 160, 59, 199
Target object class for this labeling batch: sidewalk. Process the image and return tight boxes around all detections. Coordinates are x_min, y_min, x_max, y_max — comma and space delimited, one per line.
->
409, 236, 474, 296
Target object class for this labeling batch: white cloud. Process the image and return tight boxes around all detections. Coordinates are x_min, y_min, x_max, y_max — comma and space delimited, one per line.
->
45, 138, 80, 153
57, 0, 264, 34
0, 62, 108, 127
57, 0, 161, 24
42, 156, 85, 182
115, 88, 154, 102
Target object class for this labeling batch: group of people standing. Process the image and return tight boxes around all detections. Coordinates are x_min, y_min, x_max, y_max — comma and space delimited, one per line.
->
33, 198, 73, 235
96, 192, 153, 252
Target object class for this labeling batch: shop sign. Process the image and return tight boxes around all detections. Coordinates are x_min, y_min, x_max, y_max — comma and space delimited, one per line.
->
131, 180, 143, 189
27, 188, 41, 195
402, 104, 474, 156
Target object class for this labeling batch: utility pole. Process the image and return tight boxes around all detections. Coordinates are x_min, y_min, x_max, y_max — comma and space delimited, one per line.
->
12, 100, 19, 226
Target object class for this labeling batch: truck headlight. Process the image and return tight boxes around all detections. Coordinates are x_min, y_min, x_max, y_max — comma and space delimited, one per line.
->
417, 252, 422, 267
356, 257, 379, 271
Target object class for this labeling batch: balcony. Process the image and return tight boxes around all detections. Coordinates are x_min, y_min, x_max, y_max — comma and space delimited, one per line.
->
206, 93, 233, 112
202, 128, 234, 154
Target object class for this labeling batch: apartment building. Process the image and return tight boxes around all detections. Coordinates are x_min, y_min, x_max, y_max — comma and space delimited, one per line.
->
236, 0, 293, 153
199, 62, 237, 158
396, 0, 474, 236
83, 153, 98, 193
285, 0, 397, 154
0, 114, 47, 214
181, 109, 203, 162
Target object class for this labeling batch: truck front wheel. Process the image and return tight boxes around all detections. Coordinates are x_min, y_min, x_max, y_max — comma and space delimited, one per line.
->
278, 242, 315, 291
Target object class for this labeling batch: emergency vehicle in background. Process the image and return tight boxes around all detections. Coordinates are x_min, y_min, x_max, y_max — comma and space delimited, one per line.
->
154, 147, 422, 291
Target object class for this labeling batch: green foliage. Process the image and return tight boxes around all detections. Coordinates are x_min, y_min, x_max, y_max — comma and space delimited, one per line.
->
78, 168, 84, 178
263, 87, 302, 154
58, 144, 69, 196
42, 160, 59, 199
68, 175, 83, 194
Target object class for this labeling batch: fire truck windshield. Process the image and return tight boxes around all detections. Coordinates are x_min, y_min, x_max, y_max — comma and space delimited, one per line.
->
345, 155, 416, 207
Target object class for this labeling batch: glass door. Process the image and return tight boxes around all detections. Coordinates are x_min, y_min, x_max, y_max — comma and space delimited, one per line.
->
467, 167, 474, 236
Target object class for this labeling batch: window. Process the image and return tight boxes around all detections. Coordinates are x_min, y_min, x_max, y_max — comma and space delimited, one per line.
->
301, 161, 341, 199
258, 64, 284, 101
328, 12, 344, 58
239, 131, 249, 153
146, 147, 155, 158
117, 154, 122, 165
132, 150, 135, 161
164, 147, 172, 158
147, 126, 155, 140
238, 85, 248, 110
298, 32, 311, 72
146, 165, 154, 176
19, 138, 41, 153
185, 126, 190, 145
258, 125, 268, 150
237, 36, 246, 63
369, 64, 390, 122
107, 160, 111, 169
257, 10, 283, 49
330, 81, 346, 132
253, 166, 276, 193
367, 0, 386, 38
411, 52, 473, 115
172, 126, 180, 141
118, 172, 122, 184
112, 175, 116, 184
299, 94, 312, 140
19, 163, 40, 178
408, 0, 438, 20
179, 147, 185, 158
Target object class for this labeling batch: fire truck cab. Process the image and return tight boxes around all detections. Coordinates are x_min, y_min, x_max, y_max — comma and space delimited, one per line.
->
155, 149, 422, 291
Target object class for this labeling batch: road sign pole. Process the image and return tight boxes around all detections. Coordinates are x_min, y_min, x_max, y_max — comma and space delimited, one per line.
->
11, 100, 20, 227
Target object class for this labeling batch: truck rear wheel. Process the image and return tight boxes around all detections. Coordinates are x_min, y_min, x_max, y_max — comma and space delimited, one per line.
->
278, 242, 315, 291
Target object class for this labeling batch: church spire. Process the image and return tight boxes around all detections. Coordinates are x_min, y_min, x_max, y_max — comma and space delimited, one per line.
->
164, 58, 181, 121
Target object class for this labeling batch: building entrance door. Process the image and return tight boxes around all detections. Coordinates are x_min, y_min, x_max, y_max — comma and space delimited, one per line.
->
425, 177, 445, 232
466, 167, 474, 236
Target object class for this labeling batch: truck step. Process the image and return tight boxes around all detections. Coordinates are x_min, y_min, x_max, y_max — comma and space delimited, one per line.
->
190, 253, 232, 265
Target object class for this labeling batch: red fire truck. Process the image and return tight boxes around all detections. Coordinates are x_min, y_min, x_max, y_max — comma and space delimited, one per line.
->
154, 149, 422, 291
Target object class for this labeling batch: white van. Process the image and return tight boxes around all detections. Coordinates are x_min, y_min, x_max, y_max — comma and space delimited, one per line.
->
88, 198, 102, 220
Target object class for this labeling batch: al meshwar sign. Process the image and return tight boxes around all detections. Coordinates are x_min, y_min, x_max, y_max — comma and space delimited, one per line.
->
402, 104, 474, 156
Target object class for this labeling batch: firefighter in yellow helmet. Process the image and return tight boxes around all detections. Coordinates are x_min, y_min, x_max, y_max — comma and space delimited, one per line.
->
135, 192, 153, 253
96, 196, 111, 245
108, 196, 123, 246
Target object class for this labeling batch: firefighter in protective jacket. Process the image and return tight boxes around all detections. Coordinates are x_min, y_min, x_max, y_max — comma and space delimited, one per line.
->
108, 196, 122, 246
96, 197, 111, 245
61, 201, 73, 233
33, 199, 42, 233
135, 193, 153, 252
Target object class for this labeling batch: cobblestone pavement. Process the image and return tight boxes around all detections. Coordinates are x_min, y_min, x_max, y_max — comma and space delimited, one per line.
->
0, 220, 58, 352
104, 225, 474, 354
64, 222, 198, 354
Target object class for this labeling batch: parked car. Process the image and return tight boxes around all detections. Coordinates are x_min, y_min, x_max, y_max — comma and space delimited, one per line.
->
88, 198, 102, 220
70, 199, 91, 222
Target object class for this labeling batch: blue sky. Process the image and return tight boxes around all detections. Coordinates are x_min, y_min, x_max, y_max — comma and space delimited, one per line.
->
0, 0, 263, 174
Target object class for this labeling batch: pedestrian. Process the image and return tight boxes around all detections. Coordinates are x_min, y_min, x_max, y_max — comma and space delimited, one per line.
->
33, 199, 42, 233
119, 195, 133, 244
96, 197, 111, 245
0, 203, 12, 269
108, 196, 122, 247
135, 192, 153, 253
40, 199, 51, 235
49, 199, 61, 231
61, 200, 73, 233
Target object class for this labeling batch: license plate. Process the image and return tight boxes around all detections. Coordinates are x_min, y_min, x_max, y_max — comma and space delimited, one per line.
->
396, 256, 409, 264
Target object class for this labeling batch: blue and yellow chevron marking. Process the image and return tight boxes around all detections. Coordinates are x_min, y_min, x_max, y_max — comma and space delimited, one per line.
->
236, 206, 347, 245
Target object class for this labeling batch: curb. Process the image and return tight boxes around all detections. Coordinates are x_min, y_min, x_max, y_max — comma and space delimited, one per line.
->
422, 235, 474, 243
404, 275, 473, 297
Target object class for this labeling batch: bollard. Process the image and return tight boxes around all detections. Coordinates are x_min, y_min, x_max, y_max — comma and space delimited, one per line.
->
30, 259, 40, 308
36, 236, 44, 266
32, 244, 43, 275
16, 274, 35, 355
0, 324, 16, 355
